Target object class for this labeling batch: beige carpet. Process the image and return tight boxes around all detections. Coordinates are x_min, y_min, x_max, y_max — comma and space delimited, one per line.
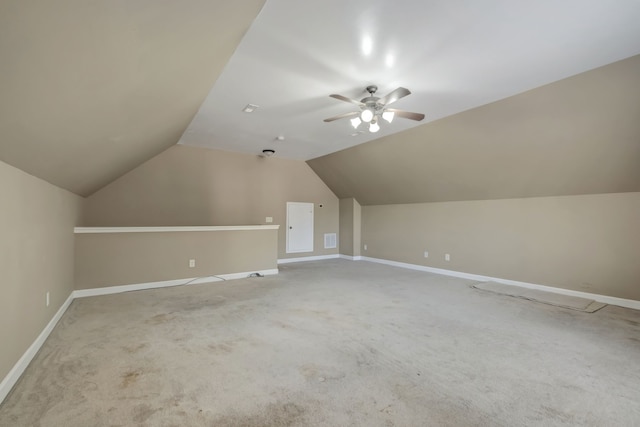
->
1, 259, 639, 426
472, 281, 607, 312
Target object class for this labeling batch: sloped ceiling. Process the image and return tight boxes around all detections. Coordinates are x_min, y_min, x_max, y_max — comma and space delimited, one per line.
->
179, 0, 640, 160
307, 55, 640, 205
0, 0, 265, 196
1, 1, 638, 203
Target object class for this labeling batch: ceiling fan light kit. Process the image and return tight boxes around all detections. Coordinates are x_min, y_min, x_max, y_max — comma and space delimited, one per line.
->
324, 85, 424, 133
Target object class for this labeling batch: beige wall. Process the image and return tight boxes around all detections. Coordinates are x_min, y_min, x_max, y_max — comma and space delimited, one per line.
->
75, 229, 278, 289
0, 160, 82, 383
339, 199, 354, 256
362, 192, 640, 301
339, 198, 362, 257
353, 200, 361, 257
83, 145, 339, 259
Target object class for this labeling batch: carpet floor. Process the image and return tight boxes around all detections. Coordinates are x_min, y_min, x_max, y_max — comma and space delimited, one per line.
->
1, 259, 639, 426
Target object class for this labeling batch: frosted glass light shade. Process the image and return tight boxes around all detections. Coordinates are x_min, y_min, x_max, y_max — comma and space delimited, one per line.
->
369, 121, 380, 133
360, 108, 374, 123
382, 111, 395, 123
350, 117, 362, 129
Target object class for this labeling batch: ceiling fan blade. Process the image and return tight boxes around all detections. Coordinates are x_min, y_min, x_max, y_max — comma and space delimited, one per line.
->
330, 94, 365, 107
378, 87, 411, 106
323, 111, 360, 122
386, 108, 425, 121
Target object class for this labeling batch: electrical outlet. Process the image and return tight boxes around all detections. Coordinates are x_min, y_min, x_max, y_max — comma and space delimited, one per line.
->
189, 259, 196, 268
364, 244, 367, 251
265, 216, 273, 223
445, 253, 450, 261
424, 251, 429, 258
46, 291, 50, 307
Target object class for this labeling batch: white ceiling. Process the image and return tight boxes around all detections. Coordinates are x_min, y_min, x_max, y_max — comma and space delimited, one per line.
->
178, 0, 640, 160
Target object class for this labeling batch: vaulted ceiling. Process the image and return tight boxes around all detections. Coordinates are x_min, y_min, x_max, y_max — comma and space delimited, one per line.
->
0, 0, 265, 196
0, 0, 639, 201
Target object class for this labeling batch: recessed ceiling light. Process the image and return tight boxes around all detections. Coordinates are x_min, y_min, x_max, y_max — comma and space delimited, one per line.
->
262, 149, 275, 157
276, 135, 285, 141
242, 104, 259, 113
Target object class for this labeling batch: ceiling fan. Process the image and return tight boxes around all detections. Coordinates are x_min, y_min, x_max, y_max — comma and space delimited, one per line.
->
324, 85, 425, 133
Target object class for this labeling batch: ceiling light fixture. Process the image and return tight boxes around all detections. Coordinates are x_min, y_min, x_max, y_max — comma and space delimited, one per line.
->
369, 119, 380, 133
350, 117, 362, 129
262, 149, 275, 157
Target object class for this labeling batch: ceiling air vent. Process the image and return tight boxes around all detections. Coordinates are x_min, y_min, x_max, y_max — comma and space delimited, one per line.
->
242, 104, 259, 113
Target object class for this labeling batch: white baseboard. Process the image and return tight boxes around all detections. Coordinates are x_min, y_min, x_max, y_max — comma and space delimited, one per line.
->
73, 268, 279, 299
359, 256, 640, 311
0, 268, 278, 404
339, 254, 362, 261
0, 292, 74, 404
278, 254, 339, 264
74, 278, 193, 298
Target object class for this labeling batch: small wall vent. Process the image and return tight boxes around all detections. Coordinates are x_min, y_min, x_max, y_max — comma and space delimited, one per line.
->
324, 233, 337, 249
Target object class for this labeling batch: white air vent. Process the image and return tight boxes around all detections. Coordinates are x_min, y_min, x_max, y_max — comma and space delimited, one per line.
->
324, 233, 337, 249
242, 103, 259, 113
